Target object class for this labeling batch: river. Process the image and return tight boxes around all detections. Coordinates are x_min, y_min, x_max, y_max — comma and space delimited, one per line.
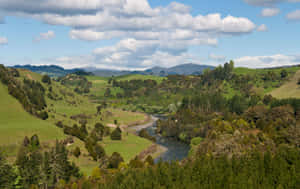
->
130, 116, 190, 162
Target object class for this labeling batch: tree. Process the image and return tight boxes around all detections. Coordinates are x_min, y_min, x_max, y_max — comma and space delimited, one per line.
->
298, 78, 300, 85
111, 127, 122, 140
94, 144, 106, 160
280, 69, 288, 78
23, 136, 30, 147
108, 152, 124, 169
145, 155, 154, 166
30, 134, 40, 147
42, 75, 51, 85
0, 151, 16, 188
73, 147, 81, 158
104, 88, 111, 97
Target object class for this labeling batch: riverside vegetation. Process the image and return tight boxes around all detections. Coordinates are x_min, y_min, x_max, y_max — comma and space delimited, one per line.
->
0, 62, 299, 188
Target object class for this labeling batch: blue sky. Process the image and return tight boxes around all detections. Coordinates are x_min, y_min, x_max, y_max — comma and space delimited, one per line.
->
0, 0, 300, 69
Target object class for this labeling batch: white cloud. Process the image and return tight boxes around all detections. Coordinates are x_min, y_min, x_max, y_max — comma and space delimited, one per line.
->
0, 37, 8, 45
34, 31, 55, 42
261, 8, 280, 17
235, 54, 300, 68
286, 10, 300, 21
257, 24, 268, 31
209, 53, 226, 61
0, 0, 259, 69
244, 0, 300, 7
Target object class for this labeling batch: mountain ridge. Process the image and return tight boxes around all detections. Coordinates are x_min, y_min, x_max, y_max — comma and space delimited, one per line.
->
12, 63, 215, 77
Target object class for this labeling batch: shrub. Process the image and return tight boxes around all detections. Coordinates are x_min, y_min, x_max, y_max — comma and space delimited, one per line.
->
108, 152, 124, 169
42, 75, 51, 85
190, 137, 203, 146
111, 127, 122, 140
73, 147, 81, 158
38, 111, 49, 120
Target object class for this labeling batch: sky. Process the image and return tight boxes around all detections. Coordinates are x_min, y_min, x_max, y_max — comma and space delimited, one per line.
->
0, 0, 300, 70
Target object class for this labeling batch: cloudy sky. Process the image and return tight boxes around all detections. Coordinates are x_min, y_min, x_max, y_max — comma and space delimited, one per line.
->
0, 0, 300, 70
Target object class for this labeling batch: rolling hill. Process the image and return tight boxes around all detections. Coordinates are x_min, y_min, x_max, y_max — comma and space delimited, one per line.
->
89, 63, 215, 77
270, 70, 300, 98
0, 82, 65, 151
12, 65, 83, 77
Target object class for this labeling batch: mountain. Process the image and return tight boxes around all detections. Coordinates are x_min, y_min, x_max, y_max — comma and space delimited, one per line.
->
89, 63, 215, 77
12, 65, 83, 77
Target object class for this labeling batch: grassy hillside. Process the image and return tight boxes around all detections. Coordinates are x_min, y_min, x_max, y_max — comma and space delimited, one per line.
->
0, 82, 65, 152
3, 69, 154, 175
270, 70, 300, 98
234, 66, 300, 75
114, 74, 165, 82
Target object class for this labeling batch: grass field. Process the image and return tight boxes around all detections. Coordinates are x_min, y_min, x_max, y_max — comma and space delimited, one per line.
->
114, 74, 165, 83
270, 70, 300, 99
234, 66, 300, 75
0, 70, 155, 175
68, 132, 152, 175
0, 82, 65, 155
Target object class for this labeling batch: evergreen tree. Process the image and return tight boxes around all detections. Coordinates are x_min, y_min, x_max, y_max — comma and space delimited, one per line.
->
42, 75, 51, 85
0, 151, 16, 188
110, 127, 122, 140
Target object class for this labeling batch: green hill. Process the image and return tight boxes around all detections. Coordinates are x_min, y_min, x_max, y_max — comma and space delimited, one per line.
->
0, 82, 65, 152
270, 70, 300, 98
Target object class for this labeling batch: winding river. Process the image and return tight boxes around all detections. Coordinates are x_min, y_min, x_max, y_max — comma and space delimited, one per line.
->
130, 116, 190, 162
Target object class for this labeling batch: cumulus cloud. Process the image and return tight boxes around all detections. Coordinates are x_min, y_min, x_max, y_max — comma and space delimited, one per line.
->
257, 24, 268, 31
0, 37, 8, 45
34, 31, 55, 42
286, 10, 300, 21
0, 0, 258, 69
235, 54, 300, 68
245, 0, 300, 7
261, 8, 280, 17
209, 53, 226, 61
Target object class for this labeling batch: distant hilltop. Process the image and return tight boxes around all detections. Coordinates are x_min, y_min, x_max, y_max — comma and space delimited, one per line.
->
12, 63, 215, 77
88, 63, 215, 77
12, 65, 90, 77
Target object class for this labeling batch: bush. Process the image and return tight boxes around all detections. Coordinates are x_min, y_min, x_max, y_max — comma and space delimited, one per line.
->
38, 111, 48, 120
94, 144, 106, 159
190, 137, 203, 146
108, 152, 124, 169
73, 147, 81, 158
139, 129, 156, 142
111, 127, 122, 140
42, 75, 51, 85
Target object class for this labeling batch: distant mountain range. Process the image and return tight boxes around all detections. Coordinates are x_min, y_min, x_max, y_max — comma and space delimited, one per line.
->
12, 65, 83, 77
89, 63, 215, 77
12, 63, 215, 77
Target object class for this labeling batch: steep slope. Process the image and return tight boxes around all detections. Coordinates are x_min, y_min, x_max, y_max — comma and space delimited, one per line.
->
0, 82, 65, 147
270, 70, 300, 98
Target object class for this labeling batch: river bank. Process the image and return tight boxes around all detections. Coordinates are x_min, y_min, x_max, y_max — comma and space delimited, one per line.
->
129, 115, 190, 162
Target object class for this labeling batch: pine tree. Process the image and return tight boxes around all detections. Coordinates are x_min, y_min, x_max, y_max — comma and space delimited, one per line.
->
0, 151, 16, 188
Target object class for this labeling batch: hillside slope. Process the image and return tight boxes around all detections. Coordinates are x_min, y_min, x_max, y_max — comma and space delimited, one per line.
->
0, 82, 65, 147
270, 70, 300, 98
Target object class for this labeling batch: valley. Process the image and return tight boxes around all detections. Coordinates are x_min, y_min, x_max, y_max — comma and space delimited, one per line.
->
0, 62, 299, 188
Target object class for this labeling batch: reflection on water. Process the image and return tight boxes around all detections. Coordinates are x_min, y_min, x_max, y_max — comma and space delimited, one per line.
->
146, 124, 190, 162
130, 116, 190, 162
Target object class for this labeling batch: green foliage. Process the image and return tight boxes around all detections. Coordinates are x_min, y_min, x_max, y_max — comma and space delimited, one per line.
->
41, 75, 51, 85
0, 151, 16, 188
108, 152, 124, 169
190, 137, 203, 146
138, 129, 156, 142
110, 127, 122, 140
73, 147, 81, 158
